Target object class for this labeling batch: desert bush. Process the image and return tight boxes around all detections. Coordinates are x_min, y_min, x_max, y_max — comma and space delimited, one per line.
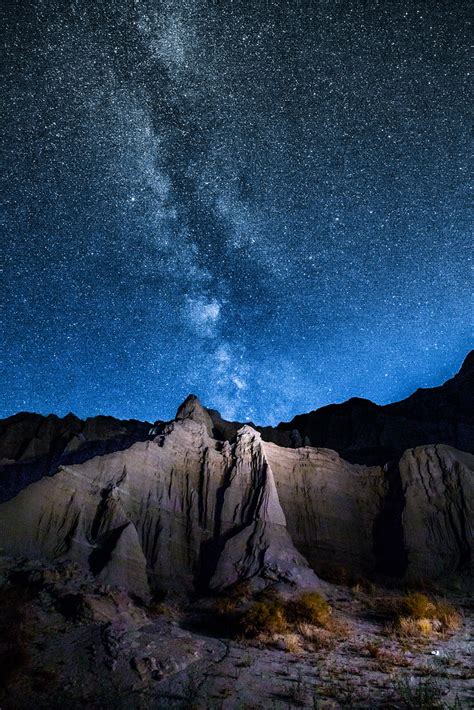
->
240, 598, 288, 637
365, 641, 411, 669
351, 579, 376, 595
278, 632, 303, 654
239, 591, 334, 640
400, 593, 461, 631
432, 601, 462, 633
286, 591, 331, 627
402, 592, 436, 619
365, 640, 382, 658
297, 622, 337, 650
397, 616, 434, 638
375, 592, 461, 638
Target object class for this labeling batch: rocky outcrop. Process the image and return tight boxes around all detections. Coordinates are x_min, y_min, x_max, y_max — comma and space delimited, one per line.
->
260, 442, 473, 582
2, 352, 471, 479
1, 398, 472, 598
175, 394, 214, 436
399, 445, 474, 581
0, 353, 472, 597
0, 412, 154, 502
0, 410, 318, 599
262, 443, 386, 577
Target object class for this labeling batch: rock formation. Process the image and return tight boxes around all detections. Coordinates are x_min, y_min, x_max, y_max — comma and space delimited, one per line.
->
264, 351, 474, 464
210, 350, 474, 464
398, 445, 474, 581
0, 407, 319, 599
0, 412, 153, 502
0, 353, 472, 598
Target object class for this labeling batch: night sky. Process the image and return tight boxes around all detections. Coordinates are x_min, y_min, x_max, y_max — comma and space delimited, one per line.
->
2, 0, 472, 425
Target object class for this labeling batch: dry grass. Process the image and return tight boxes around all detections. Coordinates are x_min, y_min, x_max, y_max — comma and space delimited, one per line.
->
240, 598, 289, 636
402, 592, 437, 619
240, 592, 332, 638
276, 632, 304, 654
351, 580, 376, 595
432, 601, 463, 633
296, 622, 337, 650
397, 616, 435, 638
373, 592, 461, 639
365, 641, 411, 669
286, 591, 332, 627
397, 594, 462, 637
237, 590, 347, 653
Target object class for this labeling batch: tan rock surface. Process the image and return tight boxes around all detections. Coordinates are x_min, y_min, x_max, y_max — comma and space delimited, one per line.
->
0, 413, 318, 597
263, 442, 386, 576
0, 397, 472, 598
400, 444, 474, 581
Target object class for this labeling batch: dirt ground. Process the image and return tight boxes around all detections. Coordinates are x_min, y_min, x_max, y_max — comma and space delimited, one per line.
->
0, 557, 472, 709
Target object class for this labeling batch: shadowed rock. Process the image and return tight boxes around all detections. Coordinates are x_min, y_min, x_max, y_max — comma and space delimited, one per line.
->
210, 350, 474, 464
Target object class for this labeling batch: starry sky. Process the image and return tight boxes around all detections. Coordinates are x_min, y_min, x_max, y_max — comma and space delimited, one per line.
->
2, 0, 472, 425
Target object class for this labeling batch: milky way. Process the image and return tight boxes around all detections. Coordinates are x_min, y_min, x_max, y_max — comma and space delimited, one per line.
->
2, 0, 472, 424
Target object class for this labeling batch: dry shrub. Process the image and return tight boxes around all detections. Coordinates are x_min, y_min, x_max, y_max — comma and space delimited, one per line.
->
397, 616, 434, 638
286, 592, 331, 627
402, 592, 436, 619
297, 622, 337, 650
365, 641, 410, 668
351, 580, 376, 595
433, 601, 462, 633
279, 632, 304, 654
329, 616, 352, 638
375, 592, 461, 638
239, 591, 333, 640
399, 594, 461, 636
366, 640, 382, 658
240, 599, 288, 637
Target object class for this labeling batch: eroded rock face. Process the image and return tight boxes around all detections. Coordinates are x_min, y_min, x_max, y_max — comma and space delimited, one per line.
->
262, 443, 386, 577
0, 359, 473, 599
399, 445, 474, 581
0, 415, 318, 598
